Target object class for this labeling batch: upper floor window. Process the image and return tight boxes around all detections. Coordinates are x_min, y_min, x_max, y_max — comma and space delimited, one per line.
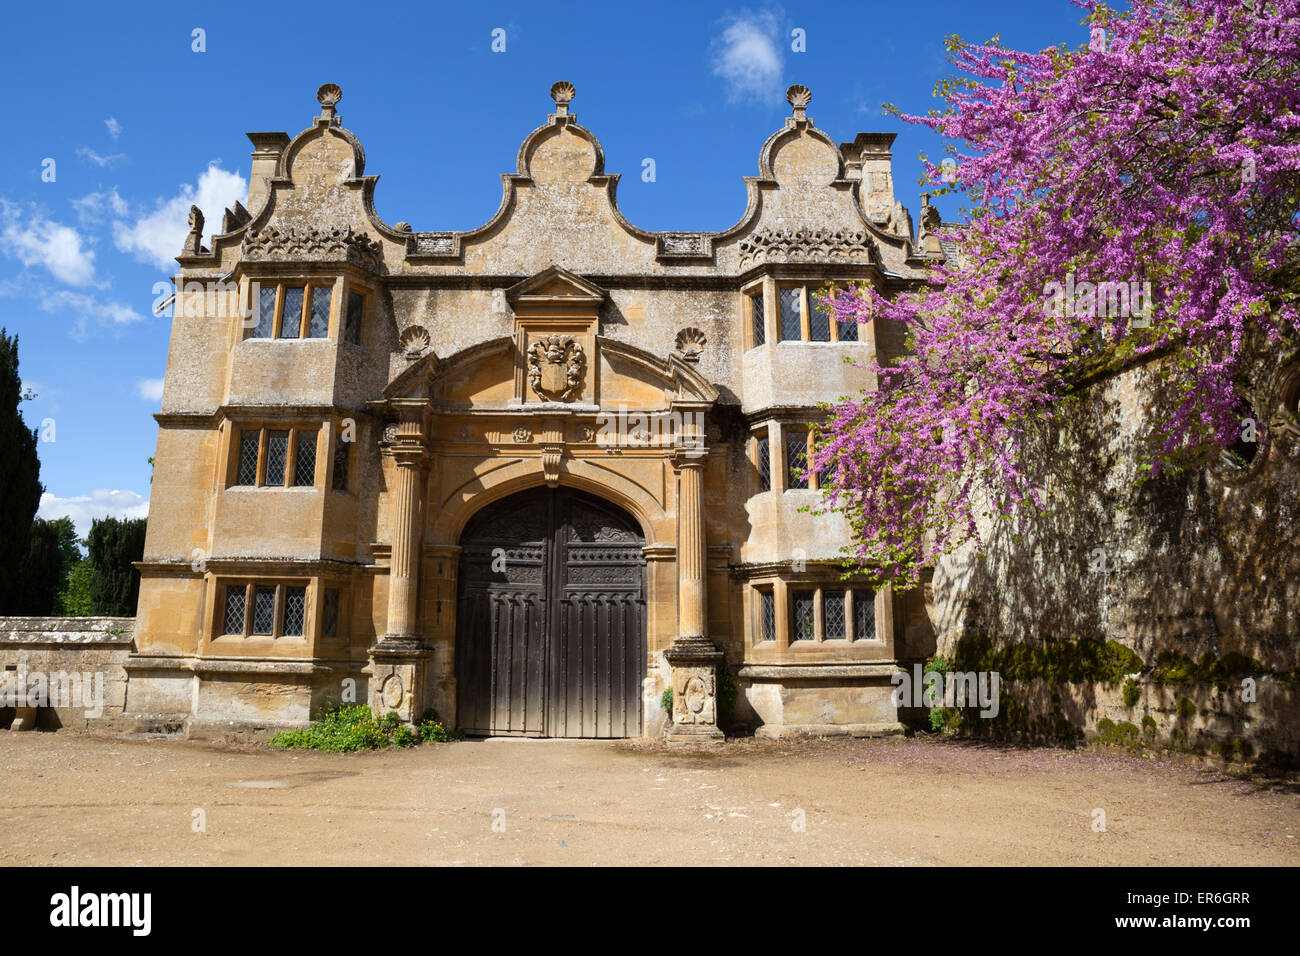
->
331, 436, 351, 492
233, 426, 319, 487
344, 290, 364, 346
779, 288, 803, 341
750, 291, 765, 347
753, 283, 860, 343
786, 431, 809, 490
754, 431, 771, 493
249, 281, 332, 339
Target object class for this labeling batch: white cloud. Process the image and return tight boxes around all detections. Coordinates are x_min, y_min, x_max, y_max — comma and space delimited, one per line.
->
136, 378, 164, 401
38, 490, 149, 539
69, 187, 128, 227
105, 116, 123, 140
40, 289, 147, 340
114, 163, 247, 271
0, 201, 97, 285
77, 146, 127, 167
710, 10, 784, 103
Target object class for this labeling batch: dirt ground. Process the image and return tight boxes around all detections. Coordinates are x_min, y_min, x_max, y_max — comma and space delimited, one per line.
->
1, 731, 1296, 866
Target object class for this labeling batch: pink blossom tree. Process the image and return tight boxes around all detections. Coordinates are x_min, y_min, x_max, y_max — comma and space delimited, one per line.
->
812, 0, 1299, 587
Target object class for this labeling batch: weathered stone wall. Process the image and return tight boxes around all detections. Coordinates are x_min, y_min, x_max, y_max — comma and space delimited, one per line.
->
925, 344, 1300, 764
0, 618, 134, 730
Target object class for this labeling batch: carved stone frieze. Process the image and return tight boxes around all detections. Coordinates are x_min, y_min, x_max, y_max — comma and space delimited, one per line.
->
241, 224, 383, 271
737, 227, 877, 267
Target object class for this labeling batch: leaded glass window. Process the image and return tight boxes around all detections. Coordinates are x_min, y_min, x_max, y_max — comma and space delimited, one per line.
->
322, 588, 340, 639
282, 586, 306, 637
308, 286, 331, 338
252, 586, 276, 635
254, 285, 276, 338
279, 287, 304, 338
779, 288, 802, 341
344, 291, 363, 346
265, 430, 289, 486
756, 434, 770, 492
751, 293, 765, 347
791, 590, 815, 641
292, 429, 317, 486
222, 586, 247, 635
332, 438, 349, 491
854, 588, 877, 641
809, 302, 831, 341
759, 590, 775, 643
787, 433, 809, 489
823, 590, 846, 640
838, 318, 858, 341
236, 431, 260, 485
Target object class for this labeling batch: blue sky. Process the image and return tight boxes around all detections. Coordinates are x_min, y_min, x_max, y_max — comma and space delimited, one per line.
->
0, 0, 1094, 538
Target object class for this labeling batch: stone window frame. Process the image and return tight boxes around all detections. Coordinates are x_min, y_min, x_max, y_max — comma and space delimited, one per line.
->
216, 580, 312, 641
245, 279, 337, 341
746, 575, 888, 651
228, 424, 323, 489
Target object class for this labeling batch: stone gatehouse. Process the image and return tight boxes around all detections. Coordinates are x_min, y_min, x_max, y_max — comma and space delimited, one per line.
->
123, 80, 948, 739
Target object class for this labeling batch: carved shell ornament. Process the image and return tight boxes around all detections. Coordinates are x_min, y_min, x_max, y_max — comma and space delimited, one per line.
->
317, 83, 342, 118
550, 81, 576, 106
674, 327, 707, 361
785, 84, 812, 109
527, 334, 587, 402
398, 325, 431, 359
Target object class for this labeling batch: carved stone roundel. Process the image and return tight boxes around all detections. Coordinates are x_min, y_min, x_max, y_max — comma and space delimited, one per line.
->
380, 674, 404, 711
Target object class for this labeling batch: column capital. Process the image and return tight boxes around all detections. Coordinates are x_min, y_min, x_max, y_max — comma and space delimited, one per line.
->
670, 445, 708, 470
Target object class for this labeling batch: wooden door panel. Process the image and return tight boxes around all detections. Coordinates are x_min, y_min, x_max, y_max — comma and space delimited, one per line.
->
456, 488, 644, 738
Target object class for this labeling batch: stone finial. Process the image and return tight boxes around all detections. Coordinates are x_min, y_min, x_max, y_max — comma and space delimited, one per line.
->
550, 81, 575, 116
317, 83, 342, 120
786, 84, 811, 119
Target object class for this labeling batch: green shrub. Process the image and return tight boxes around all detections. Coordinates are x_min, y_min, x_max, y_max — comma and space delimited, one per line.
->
1141, 714, 1157, 739
269, 703, 458, 752
1122, 678, 1141, 708
1176, 696, 1195, 720
660, 688, 673, 713
923, 656, 961, 733
1096, 717, 1141, 747
418, 709, 459, 743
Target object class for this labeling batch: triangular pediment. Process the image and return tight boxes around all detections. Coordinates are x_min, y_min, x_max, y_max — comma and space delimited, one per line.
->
506, 265, 608, 307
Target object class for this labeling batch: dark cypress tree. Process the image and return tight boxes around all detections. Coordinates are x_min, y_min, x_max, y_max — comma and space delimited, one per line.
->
87, 516, 147, 616
0, 329, 43, 613
14, 516, 79, 615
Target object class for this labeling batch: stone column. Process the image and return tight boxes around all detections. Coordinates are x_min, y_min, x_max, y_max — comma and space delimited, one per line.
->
369, 403, 432, 725
665, 443, 724, 745
385, 444, 423, 639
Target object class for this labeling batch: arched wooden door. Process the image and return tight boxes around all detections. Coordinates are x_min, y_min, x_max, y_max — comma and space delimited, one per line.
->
455, 487, 646, 738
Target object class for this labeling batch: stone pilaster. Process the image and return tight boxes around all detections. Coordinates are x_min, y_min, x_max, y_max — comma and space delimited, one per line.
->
369, 402, 432, 724
665, 445, 725, 745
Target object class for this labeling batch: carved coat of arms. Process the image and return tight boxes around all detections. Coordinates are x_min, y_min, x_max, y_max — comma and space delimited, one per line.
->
527, 334, 586, 401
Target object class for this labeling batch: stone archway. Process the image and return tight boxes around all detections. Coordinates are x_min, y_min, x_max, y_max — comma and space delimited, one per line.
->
454, 486, 646, 738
